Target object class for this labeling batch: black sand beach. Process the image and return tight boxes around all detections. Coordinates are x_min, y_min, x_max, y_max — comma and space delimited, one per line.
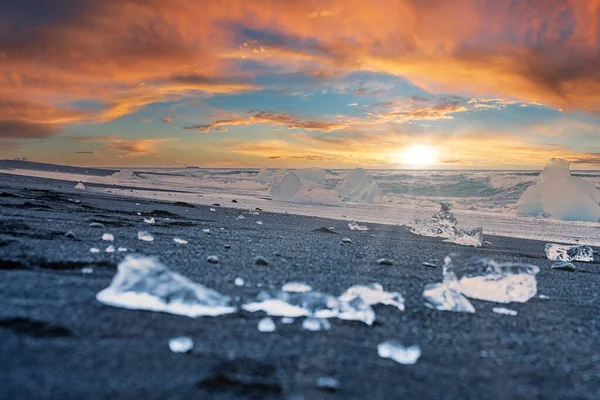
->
1, 172, 600, 400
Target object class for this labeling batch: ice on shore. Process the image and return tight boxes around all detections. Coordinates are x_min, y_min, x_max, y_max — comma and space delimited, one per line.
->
517, 158, 600, 221
410, 203, 483, 247
234, 277, 245, 286
551, 261, 576, 271
544, 243, 593, 262
337, 168, 382, 203
90, 247, 100, 254
173, 238, 188, 245
96, 255, 236, 317
348, 220, 369, 231
377, 341, 421, 365
137, 231, 154, 242
271, 171, 302, 201
169, 336, 193, 353
206, 255, 219, 264
443, 254, 539, 303
282, 282, 312, 293
102, 233, 114, 242
339, 283, 405, 311
270, 170, 338, 204
74, 182, 86, 190
258, 317, 276, 332
423, 282, 475, 313
143, 217, 156, 224
492, 307, 518, 316
302, 317, 331, 331
105, 245, 115, 253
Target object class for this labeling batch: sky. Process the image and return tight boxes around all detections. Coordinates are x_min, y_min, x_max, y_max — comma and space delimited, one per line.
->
1, 0, 600, 169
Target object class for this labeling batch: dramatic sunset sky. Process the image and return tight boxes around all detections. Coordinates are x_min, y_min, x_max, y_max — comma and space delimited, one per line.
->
1, 0, 600, 168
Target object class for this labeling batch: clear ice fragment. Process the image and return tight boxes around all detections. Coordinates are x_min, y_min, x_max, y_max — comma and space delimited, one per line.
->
443, 254, 539, 303
282, 282, 312, 293
102, 233, 114, 242
256, 221, 263, 225
337, 296, 376, 325
143, 217, 155, 224
169, 336, 193, 353
96, 255, 236, 317
544, 243, 593, 262
492, 307, 518, 316
551, 261, 576, 271
202, 228, 210, 233
377, 341, 421, 365
302, 317, 331, 332
137, 231, 154, 242
90, 247, 100, 254
410, 203, 483, 247
237, 215, 245, 219
118, 247, 128, 252
173, 238, 188, 244
243, 291, 340, 318
74, 182, 86, 190
281, 317, 294, 324
258, 317, 276, 332
423, 283, 475, 313
339, 283, 405, 311
234, 277, 245, 286
81, 267, 93, 274
348, 220, 368, 231
105, 245, 115, 253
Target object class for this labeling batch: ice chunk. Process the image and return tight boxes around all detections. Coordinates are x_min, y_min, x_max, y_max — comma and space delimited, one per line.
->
281, 317, 294, 324
316, 377, 340, 392
143, 217, 155, 224
551, 261, 576, 271
202, 228, 210, 233
243, 291, 340, 318
90, 247, 100, 254
206, 255, 219, 264
337, 168, 382, 203
339, 283, 405, 311
234, 277, 245, 286
302, 317, 331, 332
258, 317, 276, 332
517, 158, 600, 221
173, 238, 188, 245
492, 307, 518, 316
377, 341, 421, 365
96, 255, 236, 317
209, 208, 216, 212
410, 203, 483, 247
270, 171, 302, 201
169, 336, 193, 353
256, 220, 263, 225
81, 267, 93, 274
102, 233, 114, 242
137, 231, 154, 242
118, 247, 128, 252
348, 220, 368, 231
337, 296, 376, 325
89, 222, 105, 228
423, 283, 475, 313
105, 245, 115, 253
544, 243, 593, 262
237, 215, 245, 220
74, 182, 86, 190
443, 254, 539, 303
282, 282, 312, 293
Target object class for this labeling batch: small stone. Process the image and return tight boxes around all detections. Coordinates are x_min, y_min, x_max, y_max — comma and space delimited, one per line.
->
422, 262, 437, 268
258, 317, 276, 332
231, 199, 238, 203
224, 244, 232, 249
209, 208, 216, 212
102, 233, 114, 242
207, 255, 219, 264
234, 277, 245, 286
341, 237, 352, 243
316, 377, 340, 392
64, 231, 77, 239
551, 261, 576, 271
255, 256, 269, 266
313, 227, 338, 234
377, 258, 394, 265
237, 215, 245, 220
169, 336, 193, 353
89, 222, 105, 228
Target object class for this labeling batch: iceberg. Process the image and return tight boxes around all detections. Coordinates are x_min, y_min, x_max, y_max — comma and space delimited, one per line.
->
410, 203, 483, 247
517, 158, 600, 221
377, 341, 421, 365
337, 168, 382, 203
96, 255, 236, 317
256, 167, 275, 183
544, 243, 593, 262
443, 254, 539, 303
270, 171, 302, 201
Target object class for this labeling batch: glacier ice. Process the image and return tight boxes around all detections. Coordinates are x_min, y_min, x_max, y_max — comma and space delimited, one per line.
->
410, 203, 483, 247
492, 307, 518, 316
96, 255, 236, 317
302, 317, 331, 332
169, 336, 193, 353
377, 341, 421, 365
137, 231, 154, 242
337, 168, 382, 203
423, 282, 475, 313
544, 243, 593, 262
348, 220, 368, 231
339, 283, 405, 311
74, 182, 86, 190
517, 158, 600, 221
443, 254, 539, 303
258, 317, 276, 332
282, 282, 312, 293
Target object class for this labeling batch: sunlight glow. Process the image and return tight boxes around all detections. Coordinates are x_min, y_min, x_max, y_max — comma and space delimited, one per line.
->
399, 145, 438, 166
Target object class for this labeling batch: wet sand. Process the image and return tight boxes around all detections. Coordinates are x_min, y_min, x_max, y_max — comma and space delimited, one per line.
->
1, 172, 599, 399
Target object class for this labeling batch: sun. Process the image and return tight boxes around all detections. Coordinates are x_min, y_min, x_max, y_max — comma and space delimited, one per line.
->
399, 144, 438, 166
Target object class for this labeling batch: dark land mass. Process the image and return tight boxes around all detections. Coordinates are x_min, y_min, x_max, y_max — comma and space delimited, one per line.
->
0, 172, 599, 400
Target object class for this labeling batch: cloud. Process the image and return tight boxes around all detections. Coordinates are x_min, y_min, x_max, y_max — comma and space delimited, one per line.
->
0, 120, 62, 139
161, 116, 174, 124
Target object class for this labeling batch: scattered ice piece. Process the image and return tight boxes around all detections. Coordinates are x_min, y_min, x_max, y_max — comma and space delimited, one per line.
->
282, 282, 312, 293
316, 377, 340, 392
210, 208, 216, 212
102, 233, 114, 242
377, 341, 421, 365
337, 168, 383, 203
118, 247, 128, 252
281, 317, 294, 324
258, 317, 276, 332
64, 231, 77, 239
138, 231, 154, 242
202, 228, 210, 233
339, 283, 405, 311
544, 243, 593, 262
256, 220, 263, 225
538, 294, 551, 299
551, 261, 576, 271
422, 262, 437, 268
348, 220, 368, 231
243, 291, 339, 318
423, 282, 475, 313
81, 267, 94, 274
410, 203, 483, 247
136, 203, 140, 206
443, 254, 539, 303
169, 336, 193, 353
89, 222, 105, 228
337, 296, 376, 325
173, 238, 188, 245
206, 255, 219, 264
302, 317, 331, 332
137, 212, 141, 216
74, 182, 86, 190
105, 245, 115, 253
96, 255, 236, 317
237, 215, 245, 219
255, 256, 269, 266
234, 277, 245, 286
492, 307, 518, 316
341, 237, 352, 243
377, 258, 394, 265
89, 247, 100, 254
252, 212, 260, 215
143, 217, 156, 224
